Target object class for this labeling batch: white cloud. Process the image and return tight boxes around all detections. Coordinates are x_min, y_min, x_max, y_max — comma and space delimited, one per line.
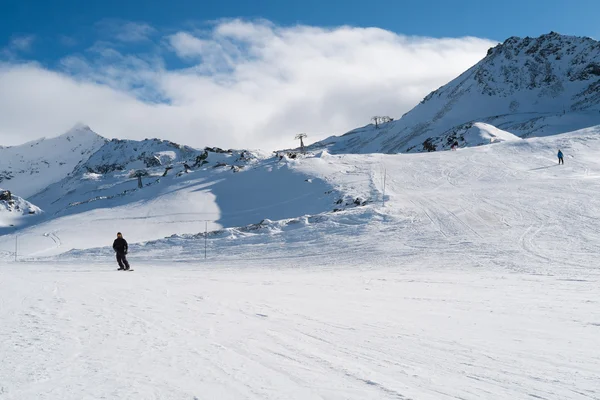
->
0, 20, 496, 151
1, 35, 36, 59
10, 35, 35, 52
96, 19, 156, 43
168, 32, 207, 58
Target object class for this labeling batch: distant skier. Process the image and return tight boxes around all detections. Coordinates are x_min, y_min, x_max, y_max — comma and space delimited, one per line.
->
557, 149, 564, 165
113, 232, 130, 271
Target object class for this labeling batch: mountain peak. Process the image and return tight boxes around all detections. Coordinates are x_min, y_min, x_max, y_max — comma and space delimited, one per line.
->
59, 123, 105, 141
0, 124, 108, 198
487, 32, 599, 59
310, 32, 600, 155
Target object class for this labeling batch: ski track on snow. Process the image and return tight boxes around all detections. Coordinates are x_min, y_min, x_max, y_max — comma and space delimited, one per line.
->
1, 264, 599, 399
2, 129, 600, 398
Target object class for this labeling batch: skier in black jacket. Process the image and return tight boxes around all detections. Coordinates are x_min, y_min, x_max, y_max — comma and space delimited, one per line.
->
113, 232, 130, 270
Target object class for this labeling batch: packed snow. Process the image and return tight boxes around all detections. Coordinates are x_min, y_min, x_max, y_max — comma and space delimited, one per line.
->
2, 124, 600, 399
2, 262, 598, 400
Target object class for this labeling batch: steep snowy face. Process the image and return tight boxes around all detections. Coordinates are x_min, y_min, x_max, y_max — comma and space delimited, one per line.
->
459, 32, 600, 112
0, 125, 107, 198
312, 32, 600, 154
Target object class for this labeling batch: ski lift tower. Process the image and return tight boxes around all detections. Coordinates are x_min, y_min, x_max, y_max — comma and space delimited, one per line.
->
295, 133, 308, 154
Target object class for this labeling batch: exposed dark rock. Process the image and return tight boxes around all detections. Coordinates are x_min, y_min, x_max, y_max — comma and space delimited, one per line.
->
86, 164, 125, 174
144, 155, 162, 168
193, 151, 209, 168
205, 147, 232, 154
423, 138, 437, 152
0, 190, 11, 201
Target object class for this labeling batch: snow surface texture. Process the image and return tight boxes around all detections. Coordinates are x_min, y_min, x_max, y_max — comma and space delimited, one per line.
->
2, 262, 598, 400
311, 32, 600, 154
2, 127, 600, 399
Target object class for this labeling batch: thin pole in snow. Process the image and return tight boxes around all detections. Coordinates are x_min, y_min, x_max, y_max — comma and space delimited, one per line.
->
14, 233, 17, 262
382, 167, 386, 208
204, 221, 207, 260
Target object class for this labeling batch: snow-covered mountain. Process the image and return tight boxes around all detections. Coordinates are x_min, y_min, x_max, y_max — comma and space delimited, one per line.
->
0, 188, 41, 225
4, 123, 600, 399
4, 32, 600, 400
30, 137, 263, 217
0, 127, 355, 256
311, 32, 600, 154
4, 31, 600, 256
0, 189, 42, 234
0, 124, 106, 198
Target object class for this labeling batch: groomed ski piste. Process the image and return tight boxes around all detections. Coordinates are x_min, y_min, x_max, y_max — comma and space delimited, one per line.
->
2, 126, 600, 399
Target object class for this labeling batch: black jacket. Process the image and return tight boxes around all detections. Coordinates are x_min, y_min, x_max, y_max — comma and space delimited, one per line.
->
113, 238, 128, 254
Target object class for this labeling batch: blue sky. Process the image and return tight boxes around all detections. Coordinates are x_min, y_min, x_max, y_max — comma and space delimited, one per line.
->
1, 0, 599, 148
2, 0, 598, 66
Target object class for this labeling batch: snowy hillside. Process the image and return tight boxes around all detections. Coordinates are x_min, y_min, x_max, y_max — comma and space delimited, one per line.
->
31, 137, 225, 216
0, 137, 349, 257
0, 124, 106, 198
50, 123, 600, 269
423, 122, 521, 151
3, 122, 600, 267
311, 32, 600, 153
2, 126, 600, 400
0, 189, 41, 228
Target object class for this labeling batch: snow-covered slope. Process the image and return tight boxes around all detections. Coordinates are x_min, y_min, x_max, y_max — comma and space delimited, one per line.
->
3, 127, 600, 400
0, 189, 42, 228
4, 261, 598, 400
0, 124, 106, 198
423, 122, 522, 151
0, 137, 348, 257
3, 123, 600, 266
312, 32, 600, 154
60, 123, 600, 269
31, 137, 215, 215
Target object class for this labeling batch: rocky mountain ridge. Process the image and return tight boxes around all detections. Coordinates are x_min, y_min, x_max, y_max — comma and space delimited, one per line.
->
309, 32, 600, 154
